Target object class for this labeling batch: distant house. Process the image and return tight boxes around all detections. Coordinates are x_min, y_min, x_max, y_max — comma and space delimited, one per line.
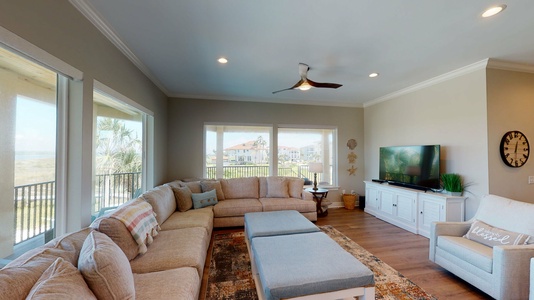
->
225, 141, 268, 164
278, 146, 300, 162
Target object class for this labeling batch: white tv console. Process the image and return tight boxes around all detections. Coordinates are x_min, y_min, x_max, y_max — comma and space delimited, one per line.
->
364, 181, 466, 238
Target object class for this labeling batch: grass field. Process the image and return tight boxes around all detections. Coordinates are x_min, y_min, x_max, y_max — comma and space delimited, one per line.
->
14, 157, 55, 186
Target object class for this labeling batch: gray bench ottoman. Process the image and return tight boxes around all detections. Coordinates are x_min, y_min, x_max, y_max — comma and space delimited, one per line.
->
244, 210, 320, 241
251, 232, 375, 300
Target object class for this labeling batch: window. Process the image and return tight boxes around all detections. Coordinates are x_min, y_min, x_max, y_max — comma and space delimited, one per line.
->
204, 124, 337, 184
278, 127, 337, 185
205, 125, 271, 178
0, 46, 66, 260
92, 88, 148, 217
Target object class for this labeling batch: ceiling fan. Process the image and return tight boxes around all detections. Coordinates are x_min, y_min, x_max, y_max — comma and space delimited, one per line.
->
272, 63, 342, 94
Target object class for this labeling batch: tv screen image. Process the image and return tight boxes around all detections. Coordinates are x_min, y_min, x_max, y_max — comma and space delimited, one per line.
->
379, 145, 441, 191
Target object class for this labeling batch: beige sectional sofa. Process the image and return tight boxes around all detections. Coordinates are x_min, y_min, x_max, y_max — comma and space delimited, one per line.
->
0, 176, 315, 299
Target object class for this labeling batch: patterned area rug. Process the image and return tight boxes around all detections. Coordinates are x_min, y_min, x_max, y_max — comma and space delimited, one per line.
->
205, 225, 437, 300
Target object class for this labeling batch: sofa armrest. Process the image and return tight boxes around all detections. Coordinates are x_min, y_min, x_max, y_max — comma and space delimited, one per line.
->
302, 191, 313, 201
429, 221, 471, 261
493, 244, 534, 299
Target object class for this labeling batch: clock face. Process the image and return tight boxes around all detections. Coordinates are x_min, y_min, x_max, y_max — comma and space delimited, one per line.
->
500, 131, 530, 168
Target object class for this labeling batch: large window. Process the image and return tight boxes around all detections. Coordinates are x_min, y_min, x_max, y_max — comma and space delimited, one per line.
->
278, 127, 336, 184
205, 124, 337, 184
205, 125, 271, 179
0, 46, 65, 260
92, 88, 147, 217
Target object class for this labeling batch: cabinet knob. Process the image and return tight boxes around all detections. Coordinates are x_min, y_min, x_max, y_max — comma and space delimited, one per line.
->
420, 211, 423, 214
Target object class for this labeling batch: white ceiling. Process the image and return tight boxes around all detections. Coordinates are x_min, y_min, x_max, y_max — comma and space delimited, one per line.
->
71, 0, 534, 107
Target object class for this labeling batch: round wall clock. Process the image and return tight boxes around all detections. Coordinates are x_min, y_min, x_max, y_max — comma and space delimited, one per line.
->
499, 130, 530, 167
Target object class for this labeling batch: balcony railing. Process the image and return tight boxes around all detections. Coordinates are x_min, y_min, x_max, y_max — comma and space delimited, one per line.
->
206, 165, 323, 182
13, 172, 141, 246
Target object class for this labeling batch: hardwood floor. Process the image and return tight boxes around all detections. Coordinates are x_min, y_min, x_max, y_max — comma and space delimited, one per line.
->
200, 208, 491, 300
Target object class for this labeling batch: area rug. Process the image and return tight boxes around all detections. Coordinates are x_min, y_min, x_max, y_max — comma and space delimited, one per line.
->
205, 225, 437, 300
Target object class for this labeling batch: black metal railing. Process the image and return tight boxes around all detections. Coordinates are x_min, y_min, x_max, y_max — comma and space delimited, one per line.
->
13, 172, 141, 245
93, 172, 142, 214
14, 181, 55, 244
205, 165, 323, 182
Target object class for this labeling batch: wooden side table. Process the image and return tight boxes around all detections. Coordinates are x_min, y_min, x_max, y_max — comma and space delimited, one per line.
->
305, 188, 329, 217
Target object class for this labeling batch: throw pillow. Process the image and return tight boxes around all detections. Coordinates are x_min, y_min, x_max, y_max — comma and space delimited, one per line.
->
287, 177, 304, 198
266, 177, 290, 198
181, 181, 202, 193
78, 231, 135, 300
200, 180, 225, 200
27, 257, 96, 299
141, 185, 176, 225
191, 189, 218, 209
171, 185, 194, 212
463, 219, 531, 247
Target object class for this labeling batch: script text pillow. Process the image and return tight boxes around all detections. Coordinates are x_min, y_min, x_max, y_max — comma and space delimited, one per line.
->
463, 219, 531, 247
192, 189, 218, 209
78, 231, 135, 299
266, 177, 289, 198
27, 257, 96, 300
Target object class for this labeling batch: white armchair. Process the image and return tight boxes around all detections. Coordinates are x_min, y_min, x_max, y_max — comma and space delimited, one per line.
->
430, 194, 534, 300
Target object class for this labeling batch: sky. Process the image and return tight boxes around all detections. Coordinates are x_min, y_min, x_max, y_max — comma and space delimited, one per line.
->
15, 96, 56, 153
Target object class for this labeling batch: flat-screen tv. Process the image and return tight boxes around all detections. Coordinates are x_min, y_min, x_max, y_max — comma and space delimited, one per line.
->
379, 145, 441, 191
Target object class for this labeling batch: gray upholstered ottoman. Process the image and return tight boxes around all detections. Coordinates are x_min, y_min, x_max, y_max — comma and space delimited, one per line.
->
244, 210, 320, 241
251, 232, 375, 300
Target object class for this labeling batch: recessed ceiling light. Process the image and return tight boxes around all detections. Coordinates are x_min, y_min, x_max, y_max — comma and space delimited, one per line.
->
218, 57, 228, 64
369, 72, 379, 78
482, 4, 507, 18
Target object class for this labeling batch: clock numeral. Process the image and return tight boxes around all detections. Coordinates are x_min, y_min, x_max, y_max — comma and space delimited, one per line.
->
505, 153, 510, 158
524, 154, 528, 159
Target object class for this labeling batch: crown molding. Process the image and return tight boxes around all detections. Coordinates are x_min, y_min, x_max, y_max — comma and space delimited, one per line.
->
486, 58, 534, 73
69, 0, 170, 95
364, 59, 489, 108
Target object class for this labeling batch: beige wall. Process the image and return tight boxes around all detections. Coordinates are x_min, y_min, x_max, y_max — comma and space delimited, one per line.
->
0, 1, 168, 230
364, 68, 489, 219
167, 98, 365, 195
487, 68, 534, 202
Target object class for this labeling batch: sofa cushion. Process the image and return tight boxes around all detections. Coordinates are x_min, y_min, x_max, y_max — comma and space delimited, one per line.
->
192, 189, 218, 209
78, 231, 135, 299
213, 198, 263, 218
129, 227, 209, 277
181, 180, 202, 193
160, 207, 214, 238
142, 185, 176, 225
91, 216, 138, 261
259, 198, 316, 213
201, 180, 225, 200
287, 177, 304, 198
220, 177, 259, 199
166, 180, 193, 212
266, 177, 290, 198
464, 219, 530, 247
0, 228, 93, 300
437, 235, 493, 273
474, 194, 534, 237
133, 267, 200, 300
27, 257, 96, 300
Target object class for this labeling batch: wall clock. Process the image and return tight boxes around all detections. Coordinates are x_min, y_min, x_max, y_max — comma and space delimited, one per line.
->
499, 130, 530, 167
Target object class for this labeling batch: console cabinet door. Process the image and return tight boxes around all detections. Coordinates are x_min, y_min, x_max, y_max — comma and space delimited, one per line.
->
365, 186, 379, 210
380, 190, 395, 215
396, 193, 416, 225
418, 195, 443, 238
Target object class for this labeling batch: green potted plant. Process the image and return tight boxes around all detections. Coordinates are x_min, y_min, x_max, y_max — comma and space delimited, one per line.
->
441, 173, 465, 196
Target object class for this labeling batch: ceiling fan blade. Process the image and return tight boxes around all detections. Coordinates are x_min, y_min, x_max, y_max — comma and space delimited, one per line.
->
272, 79, 305, 94
307, 79, 342, 89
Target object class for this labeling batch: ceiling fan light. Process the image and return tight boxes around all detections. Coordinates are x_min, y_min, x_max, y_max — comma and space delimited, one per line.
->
298, 81, 312, 91
369, 72, 379, 78
217, 57, 228, 64
482, 5, 506, 18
